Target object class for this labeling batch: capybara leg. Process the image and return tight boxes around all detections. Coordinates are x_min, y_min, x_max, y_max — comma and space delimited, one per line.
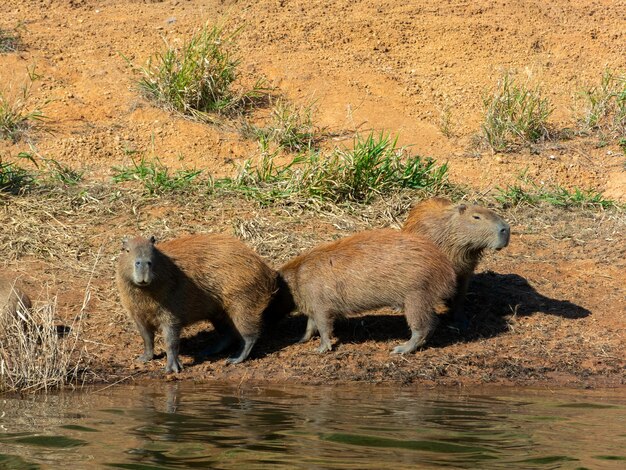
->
392, 299, 437, 355
299, 316, 319, 343
314, 312, 333, 353
226, 334, 259, 364
162, 323, 183, 373
135, 321, 155, 363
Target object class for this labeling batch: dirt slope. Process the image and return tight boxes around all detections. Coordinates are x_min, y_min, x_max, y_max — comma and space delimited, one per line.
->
0, 0, 625, 388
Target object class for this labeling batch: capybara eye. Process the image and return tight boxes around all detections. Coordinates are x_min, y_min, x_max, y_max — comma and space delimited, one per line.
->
473, 215, 481, 220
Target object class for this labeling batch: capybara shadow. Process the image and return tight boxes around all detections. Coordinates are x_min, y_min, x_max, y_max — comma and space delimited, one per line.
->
467, 271, 591, 320
182, 314, 308, 365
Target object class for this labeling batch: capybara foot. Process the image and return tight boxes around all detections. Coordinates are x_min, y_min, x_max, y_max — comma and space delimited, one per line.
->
225, 334, 258, 364
316, 340, 332, 354
391, 334, 426, 355
391, 342, 416, 355
136, 352, 154, 363
165, 357, 183, 373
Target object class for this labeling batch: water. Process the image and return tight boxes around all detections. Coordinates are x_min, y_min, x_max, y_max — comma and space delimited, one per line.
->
0, 383, 625, 469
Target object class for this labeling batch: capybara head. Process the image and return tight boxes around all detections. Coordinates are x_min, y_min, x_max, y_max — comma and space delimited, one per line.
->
452, 204, 510, 251
120, 236, 157, 287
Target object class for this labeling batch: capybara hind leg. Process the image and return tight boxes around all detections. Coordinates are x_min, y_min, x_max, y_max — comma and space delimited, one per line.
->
162, 323, 183, 373
313, 312, 333, 353
226, 334, 259, 364
135, 321, 155, 363
299, 317, 319, 343
392, 299, 438, 355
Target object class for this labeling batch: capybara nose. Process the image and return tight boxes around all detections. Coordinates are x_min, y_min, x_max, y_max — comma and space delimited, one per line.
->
498, 225, 510, 248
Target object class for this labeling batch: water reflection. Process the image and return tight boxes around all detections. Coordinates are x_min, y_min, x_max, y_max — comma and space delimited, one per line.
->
0, 384, 624, 469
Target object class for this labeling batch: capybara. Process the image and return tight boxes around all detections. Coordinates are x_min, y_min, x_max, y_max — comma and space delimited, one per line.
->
403, 197, 510, 327
279, 229, 456, 354
0, 278, 32, 318
116, 233, 281, 372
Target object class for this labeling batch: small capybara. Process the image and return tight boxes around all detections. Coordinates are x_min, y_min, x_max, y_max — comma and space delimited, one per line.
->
279, 228, 456, 354
116, 233, 282, 373
403, 197, 510, 326
0, 278, 32, 318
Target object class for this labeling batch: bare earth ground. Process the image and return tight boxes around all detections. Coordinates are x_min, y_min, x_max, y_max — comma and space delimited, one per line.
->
1, 0, 625, 388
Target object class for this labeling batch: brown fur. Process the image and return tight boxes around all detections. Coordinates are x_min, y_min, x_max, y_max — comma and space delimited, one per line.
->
279, 228, 456, 354
0, 278, 32, 318
116, 233, 280, 372
403, 197, 510, 326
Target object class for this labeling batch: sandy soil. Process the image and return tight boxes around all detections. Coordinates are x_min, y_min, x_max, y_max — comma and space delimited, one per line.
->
1, 0, 625, 389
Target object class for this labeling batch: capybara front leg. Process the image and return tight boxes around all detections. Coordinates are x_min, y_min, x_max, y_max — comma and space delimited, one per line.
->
162, 323, 183, 373
135, 321, 155, 363
314, 312, 333, 353
392, 299, 438, 354
299, 316, 319, 343
226, 334, 259, 364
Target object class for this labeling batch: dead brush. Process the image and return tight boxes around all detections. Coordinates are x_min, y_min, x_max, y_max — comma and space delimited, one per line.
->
0, 288, 90, 393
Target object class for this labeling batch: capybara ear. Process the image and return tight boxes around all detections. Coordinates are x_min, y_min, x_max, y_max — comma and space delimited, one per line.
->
457, 204, 467, 214
121, 237, 129, 251
149, 235, 157, 244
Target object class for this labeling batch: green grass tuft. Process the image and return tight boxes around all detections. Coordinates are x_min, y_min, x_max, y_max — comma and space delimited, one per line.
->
481, 72, 553, 152
132, 23, 267, 120
0, 27, 20, 53
220, 132, 452, 203
579, 68, 626, 138
243, 98, 319, 151
111, 156, 203, 195
496, 179, 618, 210
0, 69, 47, 142
0, 153, 37, 193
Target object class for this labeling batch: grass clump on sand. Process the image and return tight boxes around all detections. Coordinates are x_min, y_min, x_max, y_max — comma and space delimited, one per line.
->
221, 132, 452, 203
112, 156, 203, 195
133, 23, 267, 121
579, 68, 626, 138
0, 157, 35, 193
0, 71, 47, 142
0, 27, 20, 53
0, 289, 90, 393
496, 178, 619, 210
481, 72, 553, 152
242, 98, 319, 151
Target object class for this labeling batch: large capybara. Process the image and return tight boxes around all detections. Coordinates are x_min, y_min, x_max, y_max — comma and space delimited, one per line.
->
0, 278, 32, 318
279, 229, 456, 354
403, 197, 510, 327
116, 233, 284, 373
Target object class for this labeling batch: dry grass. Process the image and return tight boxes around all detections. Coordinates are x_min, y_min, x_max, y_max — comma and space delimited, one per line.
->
0, 286, 90, 393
